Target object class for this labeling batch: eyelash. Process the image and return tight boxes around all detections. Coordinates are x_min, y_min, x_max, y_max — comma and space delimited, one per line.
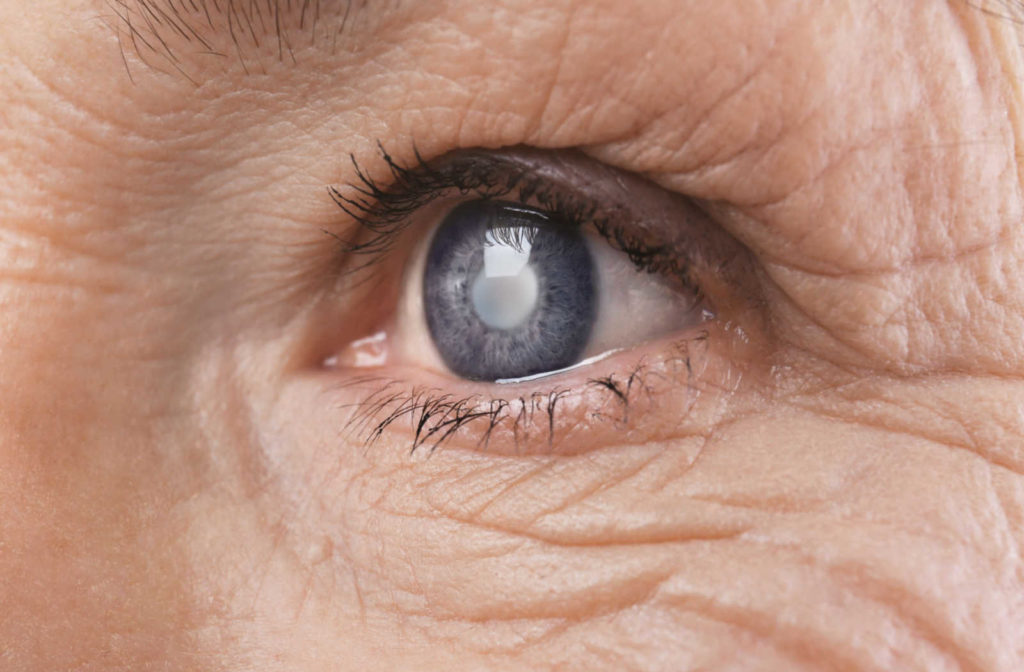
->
326, 144, 707, 454
339, 338, 707, 455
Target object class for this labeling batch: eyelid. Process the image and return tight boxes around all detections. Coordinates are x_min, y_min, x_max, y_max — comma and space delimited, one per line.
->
329, 146, 741, 293
339, 334, 716, 456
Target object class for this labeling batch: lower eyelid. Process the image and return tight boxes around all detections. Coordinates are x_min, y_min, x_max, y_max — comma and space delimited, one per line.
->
327, 326, 741, 456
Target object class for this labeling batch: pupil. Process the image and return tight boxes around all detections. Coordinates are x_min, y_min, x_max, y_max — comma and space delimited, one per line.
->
470, 229, 540, 329
423, 200, 597, 381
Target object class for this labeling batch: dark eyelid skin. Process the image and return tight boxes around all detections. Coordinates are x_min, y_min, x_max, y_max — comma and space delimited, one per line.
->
480, 148, 750, 277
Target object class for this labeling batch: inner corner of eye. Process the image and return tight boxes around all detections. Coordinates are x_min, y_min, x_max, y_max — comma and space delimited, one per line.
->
326, 330, 389, 369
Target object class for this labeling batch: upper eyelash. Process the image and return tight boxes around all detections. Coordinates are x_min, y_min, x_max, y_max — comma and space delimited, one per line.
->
326, 143, 523, 257
325, 143, 699, 291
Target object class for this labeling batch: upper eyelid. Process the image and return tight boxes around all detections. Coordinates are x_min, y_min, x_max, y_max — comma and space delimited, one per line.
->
323, 146, 611, 260
324, 145, 728, 282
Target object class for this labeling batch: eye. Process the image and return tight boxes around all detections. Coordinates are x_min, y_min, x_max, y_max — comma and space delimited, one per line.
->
423, 200, 597, 381
321, 147, 754, 453
414, 198, 711, 383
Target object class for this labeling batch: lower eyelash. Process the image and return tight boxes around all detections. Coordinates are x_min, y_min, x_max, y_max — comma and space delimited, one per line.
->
337, 335, 707, 455
343, 373, 635, 455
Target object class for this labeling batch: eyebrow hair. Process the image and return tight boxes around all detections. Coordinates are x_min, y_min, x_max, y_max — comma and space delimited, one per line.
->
104, 0, 370, 82
108, 1, 1024, 85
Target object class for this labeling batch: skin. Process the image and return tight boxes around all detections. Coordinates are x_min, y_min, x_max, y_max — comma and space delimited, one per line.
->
1, 0, 1024, 669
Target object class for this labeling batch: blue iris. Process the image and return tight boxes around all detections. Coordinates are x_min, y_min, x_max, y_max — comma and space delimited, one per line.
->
423, 201, 596, 381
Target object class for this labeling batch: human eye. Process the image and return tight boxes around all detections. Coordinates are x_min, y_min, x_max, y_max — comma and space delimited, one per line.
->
317, 146, 757, 455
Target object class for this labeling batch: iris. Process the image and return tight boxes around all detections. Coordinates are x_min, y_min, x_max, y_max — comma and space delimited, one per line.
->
423, 201, 596, 381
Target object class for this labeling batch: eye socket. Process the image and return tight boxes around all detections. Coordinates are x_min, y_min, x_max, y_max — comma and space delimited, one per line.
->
319, 147, 757, 453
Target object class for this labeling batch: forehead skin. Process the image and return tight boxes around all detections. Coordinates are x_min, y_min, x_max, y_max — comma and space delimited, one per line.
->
2, 0, 1024, 670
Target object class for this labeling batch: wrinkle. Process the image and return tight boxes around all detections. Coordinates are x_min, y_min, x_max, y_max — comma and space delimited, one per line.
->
954, 0, 1024, 200
756, 219, 1013, 279
649, 529, 1002, 671
654, 593, 864, 672
427, 564, 676, 625
447, 512, 750, 550
451, 459, 561, 522
765, 540, 1001, 671
680, 94, 835, 207
790, 380, 1024, 477
377, 497, 751, 551
525, 5, 572, 141
416, 439, 716, 542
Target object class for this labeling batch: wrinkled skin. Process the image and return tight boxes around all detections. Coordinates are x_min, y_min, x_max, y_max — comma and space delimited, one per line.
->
3, 1, 1024, 670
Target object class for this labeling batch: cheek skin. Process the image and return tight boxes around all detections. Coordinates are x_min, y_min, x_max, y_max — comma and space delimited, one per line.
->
1, 1, 1024, 671
251, 371, 1024, 670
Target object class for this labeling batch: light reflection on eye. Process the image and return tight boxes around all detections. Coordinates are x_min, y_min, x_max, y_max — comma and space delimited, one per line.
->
472, 225, 539, 330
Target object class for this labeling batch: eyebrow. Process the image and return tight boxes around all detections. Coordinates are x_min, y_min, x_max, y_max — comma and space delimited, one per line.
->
105, 0, 371, 81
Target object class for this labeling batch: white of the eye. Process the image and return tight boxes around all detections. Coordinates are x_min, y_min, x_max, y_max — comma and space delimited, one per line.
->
471, 230, 539, 330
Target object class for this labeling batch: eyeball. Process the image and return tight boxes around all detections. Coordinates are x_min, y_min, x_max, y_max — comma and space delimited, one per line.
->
422, 201, 597, 381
